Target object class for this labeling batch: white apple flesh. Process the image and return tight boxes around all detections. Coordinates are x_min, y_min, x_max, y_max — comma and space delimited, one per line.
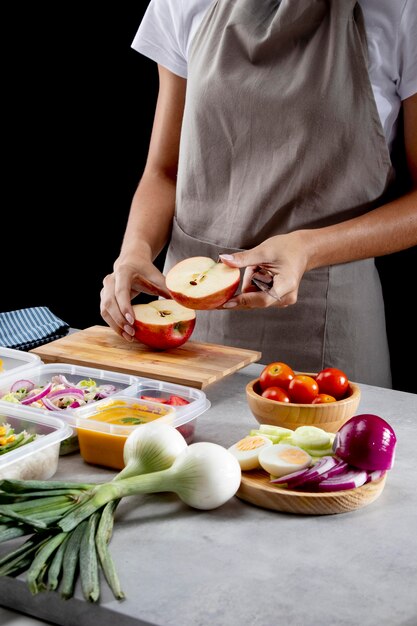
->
165, 256, 240, 310
132, 299, 196, 350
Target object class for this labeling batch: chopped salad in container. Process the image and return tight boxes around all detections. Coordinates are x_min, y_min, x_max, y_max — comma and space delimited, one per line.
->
0, 363, 140, 455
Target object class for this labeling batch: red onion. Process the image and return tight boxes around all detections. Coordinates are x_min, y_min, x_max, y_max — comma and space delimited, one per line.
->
366, 469, 386, 483
333, 414, 397, 471
21, 382, 53, 405
51, 374, 73, 387
96, 384, 118, 398
10, 379, 35, 394
41, 387, 85, 410
270, 455, 339, 489
317, 468, 368, 491
46, 387, 85, 401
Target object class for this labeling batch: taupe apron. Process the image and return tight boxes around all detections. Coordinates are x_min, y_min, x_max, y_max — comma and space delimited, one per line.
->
164, 0, 394, 387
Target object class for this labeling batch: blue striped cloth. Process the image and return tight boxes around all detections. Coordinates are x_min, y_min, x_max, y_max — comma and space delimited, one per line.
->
0, 307, 70, 351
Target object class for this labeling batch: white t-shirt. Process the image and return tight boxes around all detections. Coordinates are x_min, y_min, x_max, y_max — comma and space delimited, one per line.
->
133, 0, 417, 151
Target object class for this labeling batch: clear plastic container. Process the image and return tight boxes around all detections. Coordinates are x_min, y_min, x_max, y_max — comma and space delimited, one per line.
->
129, 377, 211, 445
0, 363, 140, 455
0, 346, 42, 381
66, 396, 180, 470
0, 404, 72, 480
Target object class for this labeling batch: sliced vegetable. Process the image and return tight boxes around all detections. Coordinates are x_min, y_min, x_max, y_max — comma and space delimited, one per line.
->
270, 455, 341, 488
317, 468, 368, 491
2, 377, 123, 410
366, 469, 386, 483
292, 426, 332, 450
0, 424, 38, 456
10, 380, 35, 395
139, 394, 190, 406
139, 395, 168, 404
21, 383, 53, 406
168, 395, 189, 406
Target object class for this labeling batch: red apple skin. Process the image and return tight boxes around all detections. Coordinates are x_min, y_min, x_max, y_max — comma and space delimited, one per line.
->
133, 317, 196, 350
168, 280, 239, 310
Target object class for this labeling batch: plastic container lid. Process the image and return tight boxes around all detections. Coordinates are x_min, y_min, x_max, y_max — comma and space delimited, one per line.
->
0, 346, 42, 381
0, 404, 72, 480
129, 377, 211, 423
0, 362, 140, 413
66, 395, 181, 469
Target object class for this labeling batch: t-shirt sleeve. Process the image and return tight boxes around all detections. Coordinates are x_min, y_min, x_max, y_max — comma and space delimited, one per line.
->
397, 0, 417, 100
132, 0, 188, 78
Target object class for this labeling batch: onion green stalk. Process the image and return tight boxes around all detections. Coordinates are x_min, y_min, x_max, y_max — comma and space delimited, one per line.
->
59, 441, 242, 531
0, 423, 242, 603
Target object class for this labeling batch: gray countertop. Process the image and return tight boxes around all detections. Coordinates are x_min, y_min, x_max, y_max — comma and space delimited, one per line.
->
1, 362, 416, 626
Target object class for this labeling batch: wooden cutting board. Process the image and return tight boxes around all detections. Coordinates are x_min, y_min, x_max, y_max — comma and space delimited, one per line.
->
31, 325, 261, 389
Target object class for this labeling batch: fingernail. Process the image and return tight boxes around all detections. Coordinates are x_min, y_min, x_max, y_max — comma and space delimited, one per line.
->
125, 313, 134, 325
223, 301, 238, 308
122, 332, 134, 342
219, 254, 234, 261
124, 324, 135, 336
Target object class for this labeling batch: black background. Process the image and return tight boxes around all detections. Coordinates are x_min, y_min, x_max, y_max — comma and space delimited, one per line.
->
3, 4, 416, 392
4, 4, 156, 327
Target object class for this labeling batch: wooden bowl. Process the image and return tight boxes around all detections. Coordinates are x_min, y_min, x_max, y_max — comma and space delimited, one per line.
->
246, 375, 361, 433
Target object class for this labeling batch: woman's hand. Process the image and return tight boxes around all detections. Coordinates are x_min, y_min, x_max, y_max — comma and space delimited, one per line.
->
219, 231, 309, 309
100, 256, 171, 341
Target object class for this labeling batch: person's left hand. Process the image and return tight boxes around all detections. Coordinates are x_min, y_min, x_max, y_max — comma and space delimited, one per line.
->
219, 232, 309, 309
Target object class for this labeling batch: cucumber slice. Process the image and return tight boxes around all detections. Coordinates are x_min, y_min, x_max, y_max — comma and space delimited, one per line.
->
304, 446, 335, 458
249, 430, 287, 444
257, 424, 293, 438
292, 426, 331, 450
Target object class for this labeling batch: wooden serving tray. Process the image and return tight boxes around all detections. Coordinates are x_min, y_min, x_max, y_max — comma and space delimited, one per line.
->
236, 469, 387, 515
31, 325, 261, 389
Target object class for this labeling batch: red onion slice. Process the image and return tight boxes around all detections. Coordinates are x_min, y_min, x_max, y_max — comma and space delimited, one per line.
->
10, 379, 35, 394
270, 455, 339, 489
41, 387, 85, 410
96, 384, 118, 398
21, 382, 53, 405
51, 374, 73, 387
366, 469, 386, 483
46, 387, 85, 401
317, 468, 368, 491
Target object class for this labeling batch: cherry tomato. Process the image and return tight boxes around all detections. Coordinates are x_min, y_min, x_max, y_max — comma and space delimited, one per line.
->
288, 375, 319, 404
312, 393, 337, 404
315, 367, 349, 400
259, 361, 295, 391
261, 386, 291, 403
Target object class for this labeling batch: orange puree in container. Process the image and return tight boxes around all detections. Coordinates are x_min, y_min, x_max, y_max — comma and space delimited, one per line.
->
76, 399, 173, 470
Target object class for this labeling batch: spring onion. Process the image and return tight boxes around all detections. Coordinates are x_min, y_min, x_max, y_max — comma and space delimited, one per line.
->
115, 421, 188, 480
0, 423, 241, 602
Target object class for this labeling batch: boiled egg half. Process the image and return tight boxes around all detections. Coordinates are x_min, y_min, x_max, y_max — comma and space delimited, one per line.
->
228, 434, 273, 470
258, 443, 312, 478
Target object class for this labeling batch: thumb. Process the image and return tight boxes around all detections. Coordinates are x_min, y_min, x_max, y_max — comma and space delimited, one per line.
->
219, 249, 263, 269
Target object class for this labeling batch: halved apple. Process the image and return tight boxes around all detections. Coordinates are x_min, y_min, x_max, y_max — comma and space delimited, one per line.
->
132, 299, 196, 350
165, 256, 240, 310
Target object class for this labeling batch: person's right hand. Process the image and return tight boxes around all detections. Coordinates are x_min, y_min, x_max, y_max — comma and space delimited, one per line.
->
100, 257, 171, 341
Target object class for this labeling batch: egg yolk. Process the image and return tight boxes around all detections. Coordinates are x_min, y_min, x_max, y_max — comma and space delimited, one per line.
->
278, 447, 310, 465
236, 436, 269, 451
